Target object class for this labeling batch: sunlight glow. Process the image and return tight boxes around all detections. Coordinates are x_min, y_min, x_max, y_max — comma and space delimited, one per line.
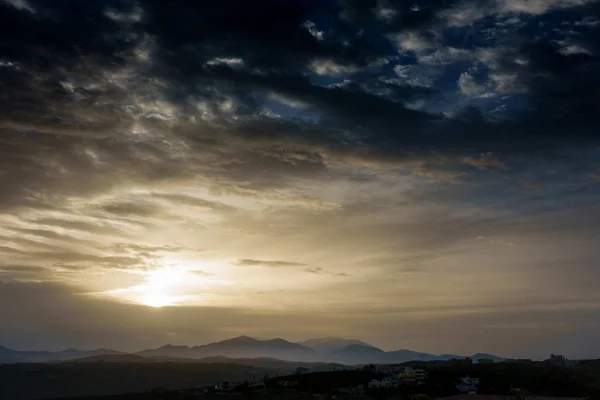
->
96, 257, 233, 308
134, 266, 189, 307
139, 291, 180, 308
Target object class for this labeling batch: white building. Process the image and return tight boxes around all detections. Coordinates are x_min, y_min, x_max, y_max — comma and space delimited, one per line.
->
413, 369, 428, 383
456, 376, 479, 394
369, 377, 399, 389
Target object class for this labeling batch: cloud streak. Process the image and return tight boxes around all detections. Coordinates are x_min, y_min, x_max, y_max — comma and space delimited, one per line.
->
236, 259, 307, 268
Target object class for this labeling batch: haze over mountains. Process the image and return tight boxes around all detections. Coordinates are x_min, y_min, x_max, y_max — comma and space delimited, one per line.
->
1, 336, 504, 365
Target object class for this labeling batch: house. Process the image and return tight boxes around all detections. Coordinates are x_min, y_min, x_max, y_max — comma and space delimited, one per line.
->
396, 367, 416, 383
369, 377, 400, 389
413, 368, 428, 383
390, 366, 427, 384
215, 380, 244, 392
456, 376, 479, 394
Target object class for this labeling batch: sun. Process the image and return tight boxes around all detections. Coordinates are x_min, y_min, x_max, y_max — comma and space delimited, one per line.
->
99, 259, 221, 307
135, 266, 189, 307
139, 291, 179, 308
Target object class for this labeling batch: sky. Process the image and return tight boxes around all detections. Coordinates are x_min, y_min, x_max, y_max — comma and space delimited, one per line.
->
1, 0, 600, 360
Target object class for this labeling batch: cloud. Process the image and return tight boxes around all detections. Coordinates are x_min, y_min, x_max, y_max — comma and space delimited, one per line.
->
236, 259, 307, 268
107, 243, 187, 253
190, 270, 214, 276
462, 153, 506, 170
389, 31, 437, 52
0, 265, 50, 274
413, 166, 469, 184
420, 47, 474, 65
442, 0, 595, 27
458, 72, 488, 96
99, 201, 163, 218
305, 267, 325, 274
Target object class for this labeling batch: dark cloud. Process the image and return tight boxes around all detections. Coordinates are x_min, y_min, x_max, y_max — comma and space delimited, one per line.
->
1, 0, 599, 208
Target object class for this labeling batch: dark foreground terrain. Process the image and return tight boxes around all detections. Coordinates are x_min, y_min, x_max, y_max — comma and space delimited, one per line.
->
3, 360, 600, 400
0, 362, 275, 400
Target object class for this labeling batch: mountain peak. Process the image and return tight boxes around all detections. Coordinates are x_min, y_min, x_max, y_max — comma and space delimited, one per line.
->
264, 338, 291, 344
159, 344, 190, 350
300, 337, 375, 355
60, 348, 79, 353
218, 336, 260, 345
0, 345, 14, 353
335, 344, 385, 354
302, 337, 373, 346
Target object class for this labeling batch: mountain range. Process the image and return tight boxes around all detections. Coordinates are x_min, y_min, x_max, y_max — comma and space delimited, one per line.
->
0, 337, 505, 365
0, 345, 125, 363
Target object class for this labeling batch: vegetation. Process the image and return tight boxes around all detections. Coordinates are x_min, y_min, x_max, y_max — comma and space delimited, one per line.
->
4, 359, 600, 400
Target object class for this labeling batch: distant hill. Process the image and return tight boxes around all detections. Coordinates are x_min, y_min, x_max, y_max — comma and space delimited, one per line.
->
67, 353, 345, 377
137, 336, 318, 362
470, 353, 506, 362
0, 345, 125, 363
299, 337, 374, 354
384, 349, 459, 363
1, 337, 505, 365
331, 344, 385, 363
0, 362, 278, 400
66, 354, 149, 363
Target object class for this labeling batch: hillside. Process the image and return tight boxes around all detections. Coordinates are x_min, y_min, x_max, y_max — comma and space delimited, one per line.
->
0, 337, 505, 365
69, 354, 345, 374
299, 337, 374, 354
0, 362, 276, 400
137, 336, 318, 361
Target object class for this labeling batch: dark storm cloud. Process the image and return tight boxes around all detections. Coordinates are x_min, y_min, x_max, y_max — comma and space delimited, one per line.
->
2, 0, 595, 235
2, 0, 600, 203
236, 259, 307, 268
